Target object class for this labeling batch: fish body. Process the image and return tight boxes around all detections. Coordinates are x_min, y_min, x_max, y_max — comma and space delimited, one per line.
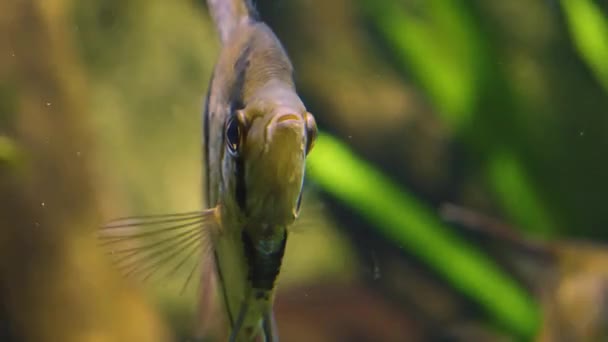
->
99, 1, 316, 341
203, 1, 317, 341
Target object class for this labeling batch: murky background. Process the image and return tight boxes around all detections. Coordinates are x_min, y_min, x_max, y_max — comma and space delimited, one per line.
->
1, 0, 608, 341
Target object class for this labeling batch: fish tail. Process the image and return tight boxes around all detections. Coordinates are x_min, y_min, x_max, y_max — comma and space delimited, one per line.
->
206, 0, 259, 43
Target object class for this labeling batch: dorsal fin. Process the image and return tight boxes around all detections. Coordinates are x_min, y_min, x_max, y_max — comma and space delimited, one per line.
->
206, 0, 259, 43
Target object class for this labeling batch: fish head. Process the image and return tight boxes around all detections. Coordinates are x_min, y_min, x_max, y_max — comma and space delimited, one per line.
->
219, 100, 317, 230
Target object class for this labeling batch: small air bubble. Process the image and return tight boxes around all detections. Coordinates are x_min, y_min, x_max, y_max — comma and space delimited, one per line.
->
579, 131, 585, 136
371, 251, 380, 280
373, 264, 381, 280
45, 102, 51, 107
41, 202, 45, 207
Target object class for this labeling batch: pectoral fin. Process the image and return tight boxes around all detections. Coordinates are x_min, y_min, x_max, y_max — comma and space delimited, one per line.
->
98, 207, 221, 292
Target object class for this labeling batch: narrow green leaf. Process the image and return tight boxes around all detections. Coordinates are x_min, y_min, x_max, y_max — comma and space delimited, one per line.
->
360, 0, 557, 236
359, 0, 483, 128
561, 0, 608, 92
487, 151, 555, 236
307, 132, 540, 337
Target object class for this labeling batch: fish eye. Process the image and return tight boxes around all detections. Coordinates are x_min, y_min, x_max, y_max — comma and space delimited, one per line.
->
225, 116, 241, 156
304, 112, 317, 154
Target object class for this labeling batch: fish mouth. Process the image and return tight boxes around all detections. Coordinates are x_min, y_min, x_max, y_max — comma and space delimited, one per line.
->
276, 113, 300, 124
263, 112, 305, 158
270, 112, 304, 132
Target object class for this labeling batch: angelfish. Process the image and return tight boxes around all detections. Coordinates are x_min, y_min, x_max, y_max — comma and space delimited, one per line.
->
99, 0, 318, 341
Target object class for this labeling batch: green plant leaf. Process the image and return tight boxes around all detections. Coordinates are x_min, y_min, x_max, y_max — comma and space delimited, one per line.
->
307, 132, 540, 338
561, 0, 608, 92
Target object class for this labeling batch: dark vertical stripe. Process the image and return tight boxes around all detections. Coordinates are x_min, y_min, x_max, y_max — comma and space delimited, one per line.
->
230, 42, 252, 213
211, 40, 254, 331
241, 231, 287, 291
235, 157, 247, 211
202, 72, 236, 328
203, 73, 236, 328
230, 41, 252, 104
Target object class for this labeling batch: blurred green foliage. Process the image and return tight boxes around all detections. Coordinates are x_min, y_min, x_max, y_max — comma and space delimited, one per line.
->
359, 0, 559, 237
561, 0, 608, 92
307, 132, 539, 336
306, 0, 607, 339
360, 0, 483, 127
